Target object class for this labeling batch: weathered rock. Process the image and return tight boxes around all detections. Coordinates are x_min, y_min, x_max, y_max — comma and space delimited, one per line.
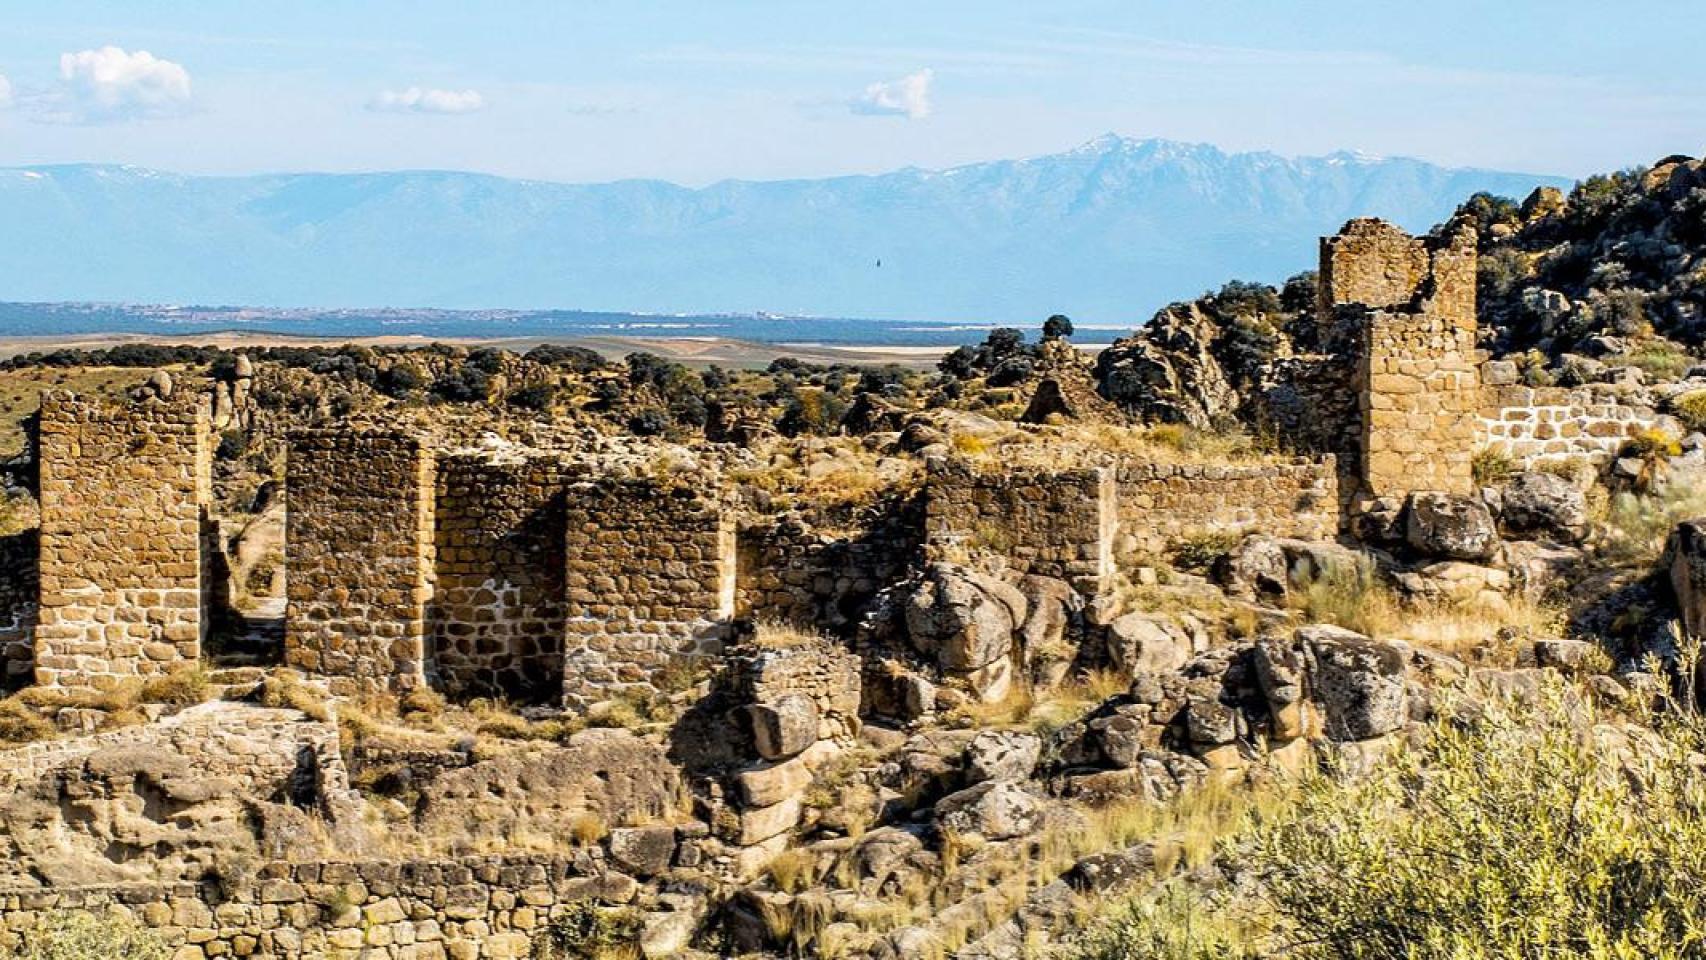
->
1211, 535, 1289, 600
1405, 492, 1498, 561
1094, 302, 1241, 428
1300, 626, 1408, 741
1500, 472, 1588, 542
745, 695, 820, 761
963, 730, 1042, 784
1184, 694, 1239, 746
608, 826, 676, 878
1065, 843, 1158, 892
736, 740, 839, 808
934, 781, 1043, 841
1016, 575, 1083, 675
1087, 704, 1156, 768
1105, 613, 1191, 676
905, 563, 1025, 672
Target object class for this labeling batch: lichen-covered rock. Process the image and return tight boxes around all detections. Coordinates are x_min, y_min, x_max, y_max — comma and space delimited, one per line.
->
1299, 625, 1408, 741
934, 781, 1043, 841
1405, 492, 1498, 561
1211, 534, 1289, 600
608, 825, 676, 877
963, 730, 1042, 784
1499, 471, 1588, 542
1095, 302, 1241, 428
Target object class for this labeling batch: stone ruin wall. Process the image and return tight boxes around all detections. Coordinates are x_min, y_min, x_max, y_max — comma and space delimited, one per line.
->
33, 392, 210, 689
1476, 377, 1679, 470
734, 510, 923, 633
922, 461, 1113, 592
1320, 219, 1481, 500
285, 430, 435, 696
1113, 458, 1340, 559
0, 854, 646, 960
562, 478, 736, 704
0, 531, 38, 692
431, 454, 579, 702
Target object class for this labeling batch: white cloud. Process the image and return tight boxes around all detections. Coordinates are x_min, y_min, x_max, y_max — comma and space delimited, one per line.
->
369, 86, 486, 115
56, 46, 192, 123
0, 74, 11, 109
851, 68, 933, 119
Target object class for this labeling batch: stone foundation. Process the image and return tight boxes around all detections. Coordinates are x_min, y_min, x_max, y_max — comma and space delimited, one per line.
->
1113, 458, 1339, 558
923, 461, 1114, 592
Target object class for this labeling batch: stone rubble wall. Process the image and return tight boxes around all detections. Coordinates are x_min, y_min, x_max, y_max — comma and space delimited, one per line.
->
1317, 218, 1431, 330
1476, 380, 1678, 468
562, 478, 736, 704
0, 530, 39, 692
923, 461, 1113, 592
0, 854, 647, 960
734, 510, 923, 632
431, 454, 579, 702
33, 392, 210, 688
286, 430, 435, 696
1113, 458, 1340, 559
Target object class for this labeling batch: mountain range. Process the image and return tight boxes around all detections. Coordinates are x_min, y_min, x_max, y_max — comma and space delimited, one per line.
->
0, 135, 1573, 325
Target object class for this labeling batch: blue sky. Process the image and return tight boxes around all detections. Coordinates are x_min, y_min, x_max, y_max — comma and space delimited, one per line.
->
0, 1, 1698, 184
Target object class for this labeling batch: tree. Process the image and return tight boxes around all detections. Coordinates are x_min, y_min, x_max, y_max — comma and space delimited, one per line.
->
1043, 314, 1074, 340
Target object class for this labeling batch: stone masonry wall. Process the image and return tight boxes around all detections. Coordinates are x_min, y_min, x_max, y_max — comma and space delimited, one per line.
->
735, 509, 923, 632
1333, 220, 1480, 498
562, 478, 735, 704
1476, 376, 1679, 469
0, 854, 650, 960
1113, 458, 1339, 559
0, 531, 38, 692
33, 392, 209, 688
286, 430, 434, 696
923, 461, 1112, 592
431, 453, 578, 702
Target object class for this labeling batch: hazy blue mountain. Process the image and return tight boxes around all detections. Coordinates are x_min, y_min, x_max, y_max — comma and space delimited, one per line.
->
0, 135, 1572, 325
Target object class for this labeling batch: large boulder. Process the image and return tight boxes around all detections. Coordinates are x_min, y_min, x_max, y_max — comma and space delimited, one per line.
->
934, 781, 1043, 841
744, 695, 819, 761
1210, 535, 1289, 601
1405, 492, 1498, 561
1105, 613, 1195, 676
1015, 575, 1084, 673
963, 730, 1042, 784
1499, 471, 1588, 543
1298, 626, 1408, 741
905, 563, 1026, 673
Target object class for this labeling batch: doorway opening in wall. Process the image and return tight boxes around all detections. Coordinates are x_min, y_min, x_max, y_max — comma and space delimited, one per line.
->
202, 487, 285, 669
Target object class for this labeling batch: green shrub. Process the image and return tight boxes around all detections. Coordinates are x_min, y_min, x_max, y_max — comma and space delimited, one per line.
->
1245, 683, 1706, 959
532, 900, 643, 959
2, 910, 171, 960
1075, 885, 1263, 960
1167, 531, 1243, 572
1470, 447, 1514, 486
1673, 390, 1706, 433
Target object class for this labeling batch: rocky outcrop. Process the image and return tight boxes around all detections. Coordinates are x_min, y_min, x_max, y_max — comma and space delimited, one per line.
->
1095, 303, 1240, 428
904, 563, 1027, 701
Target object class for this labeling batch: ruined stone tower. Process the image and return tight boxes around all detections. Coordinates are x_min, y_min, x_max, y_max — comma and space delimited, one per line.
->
1320, 218, 1479, 500
33, 391, 211, 688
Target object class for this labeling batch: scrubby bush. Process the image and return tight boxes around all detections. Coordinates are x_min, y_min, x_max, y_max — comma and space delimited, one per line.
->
532, 900, 643, 959
1247, 684, 1706, 960
1676, 389, 1706, 433
2, 910, 171, 960
1471, 446, 1515, 486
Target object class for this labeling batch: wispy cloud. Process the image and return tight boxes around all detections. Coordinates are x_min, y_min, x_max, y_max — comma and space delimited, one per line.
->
48, 46, 192, 124
368, 86, 486, 115
0, 74, 11, 109
851, 68, 933, 119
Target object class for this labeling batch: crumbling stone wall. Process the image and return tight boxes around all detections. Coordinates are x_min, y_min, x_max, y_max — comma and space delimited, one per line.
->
1113, 458, 1339, 559
923, 461, 1113, 592
432, 453, 578, 702
0, 853, 650, 959
0, 531, 38, 692
562, 478, 735, 704
1477, 378, 1678, 468
735, 509, 923, 632
33, 392, 210, 688
285, 430, 434, 695
1323, 219, 1480, 498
